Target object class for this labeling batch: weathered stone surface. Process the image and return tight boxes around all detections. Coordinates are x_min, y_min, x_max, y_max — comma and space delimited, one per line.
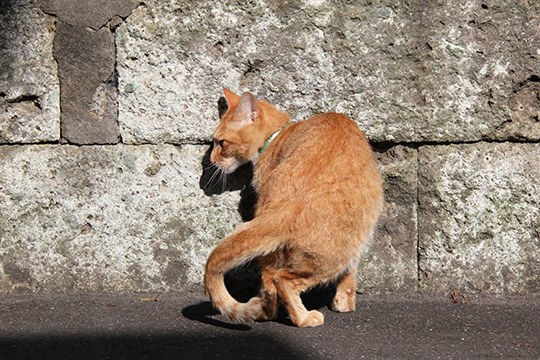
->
0, 142, 418, 294
359, 146, 418, 293
41, 0, 138, 30
0, 144, 241, 293
1, 0, 539, 297
0, 0, 60, 143
117, 0, 539, 144
418, 143, 540, 294
55, 22, 121, 144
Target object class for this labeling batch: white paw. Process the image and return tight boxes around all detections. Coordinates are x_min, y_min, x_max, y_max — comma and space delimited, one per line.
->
298, 310, 325, 327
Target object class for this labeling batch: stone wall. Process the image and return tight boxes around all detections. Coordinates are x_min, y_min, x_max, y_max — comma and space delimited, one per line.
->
0, 0, 538, 295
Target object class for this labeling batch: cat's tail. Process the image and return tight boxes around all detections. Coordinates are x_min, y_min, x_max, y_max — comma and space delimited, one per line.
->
204, 221, 283, 323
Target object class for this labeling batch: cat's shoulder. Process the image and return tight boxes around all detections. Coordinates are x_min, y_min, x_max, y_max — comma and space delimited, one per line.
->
302, 112, 356, 125
294, 112, 361, 134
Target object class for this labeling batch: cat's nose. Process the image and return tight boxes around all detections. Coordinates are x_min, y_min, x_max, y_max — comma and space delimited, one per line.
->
209, 149, 218, 164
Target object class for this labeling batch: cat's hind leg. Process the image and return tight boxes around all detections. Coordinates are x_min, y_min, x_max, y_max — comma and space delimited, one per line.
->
236, 267, 278, 322
258, 266, 279, 320
273, 270, 324, 327
225, 259, 280, 323
331, 268, 357, 313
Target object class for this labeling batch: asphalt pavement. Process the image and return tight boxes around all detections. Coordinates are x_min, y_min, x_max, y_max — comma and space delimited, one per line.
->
0, 288, 538, 359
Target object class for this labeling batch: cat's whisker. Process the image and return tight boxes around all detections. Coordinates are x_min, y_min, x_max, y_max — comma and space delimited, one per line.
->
209, 169, 221, 188
203, 163, 217, 171
221, 172, 228, 193
203, 166, 221, 190
216, 168, 223, 192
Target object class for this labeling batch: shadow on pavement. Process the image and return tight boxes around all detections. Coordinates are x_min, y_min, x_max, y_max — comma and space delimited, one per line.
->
0, 332, 311, 360
181, 301, 252, 331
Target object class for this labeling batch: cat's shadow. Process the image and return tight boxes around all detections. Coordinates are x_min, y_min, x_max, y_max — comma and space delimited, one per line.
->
199, 145, 258, 222
188, 143, 261, 329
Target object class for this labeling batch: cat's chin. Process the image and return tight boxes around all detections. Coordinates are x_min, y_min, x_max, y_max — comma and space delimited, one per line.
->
218, 162, 241, 175
219, 158, 253, 174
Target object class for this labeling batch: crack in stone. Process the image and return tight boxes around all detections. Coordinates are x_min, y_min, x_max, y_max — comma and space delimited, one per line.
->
6, 94, 41, 108
40, 0, 139, 31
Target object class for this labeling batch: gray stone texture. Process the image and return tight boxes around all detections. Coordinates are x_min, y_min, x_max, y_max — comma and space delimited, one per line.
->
54, 22, 121, 144
0, 144, 241, 293
117, 0, 539, 144
0, 0, 60, 143
418, 143, 540, 294
359, 146, 418, 293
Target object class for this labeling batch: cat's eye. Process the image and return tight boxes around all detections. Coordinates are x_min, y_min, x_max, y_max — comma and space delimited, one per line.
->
214, 139, 225, 148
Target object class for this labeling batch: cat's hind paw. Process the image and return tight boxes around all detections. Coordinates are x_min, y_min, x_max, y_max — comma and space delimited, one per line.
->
298, 310, 325, 327
331, 290, 356, 312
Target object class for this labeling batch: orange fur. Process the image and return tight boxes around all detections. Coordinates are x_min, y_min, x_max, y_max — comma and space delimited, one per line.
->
204, 89, 383, 327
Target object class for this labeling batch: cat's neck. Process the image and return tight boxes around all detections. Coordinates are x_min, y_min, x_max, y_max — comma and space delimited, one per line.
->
258, 101, 291, 137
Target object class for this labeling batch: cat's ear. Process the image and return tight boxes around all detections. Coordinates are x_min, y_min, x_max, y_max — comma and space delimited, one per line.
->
217, 97, 228, 119
223, 88, 240, 109
235, 92, 258, 124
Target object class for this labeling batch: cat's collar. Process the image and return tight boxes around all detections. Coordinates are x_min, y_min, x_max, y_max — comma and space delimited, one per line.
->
259, 128, 283, 155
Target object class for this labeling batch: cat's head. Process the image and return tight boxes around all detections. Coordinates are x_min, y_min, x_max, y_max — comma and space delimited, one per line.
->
210, 89, 269, 174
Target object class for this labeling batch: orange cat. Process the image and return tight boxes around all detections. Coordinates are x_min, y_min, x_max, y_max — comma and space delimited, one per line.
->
204, 89, 383, 327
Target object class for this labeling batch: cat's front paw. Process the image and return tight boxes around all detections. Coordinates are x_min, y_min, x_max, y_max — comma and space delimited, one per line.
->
298, 310, 325, 327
